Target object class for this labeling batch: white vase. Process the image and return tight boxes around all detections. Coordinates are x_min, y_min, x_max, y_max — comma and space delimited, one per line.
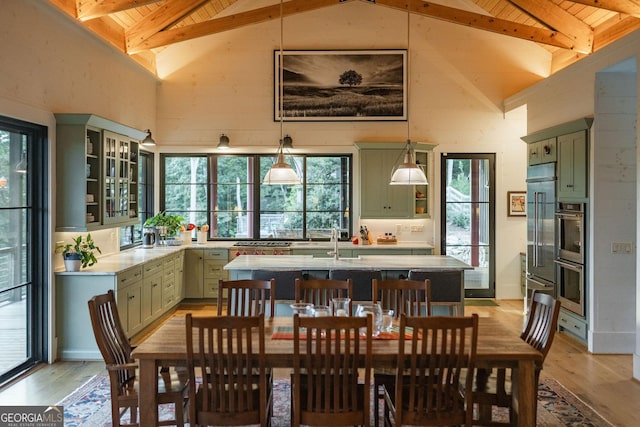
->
64, 259, 82, 272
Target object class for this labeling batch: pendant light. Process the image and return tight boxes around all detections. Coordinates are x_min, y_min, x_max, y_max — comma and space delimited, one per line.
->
263, 0, 301, 185
141, 129, 156, 147
389, 5, 428, 186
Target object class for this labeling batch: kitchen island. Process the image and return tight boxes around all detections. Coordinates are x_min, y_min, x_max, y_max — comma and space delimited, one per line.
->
224, 255, 473, 314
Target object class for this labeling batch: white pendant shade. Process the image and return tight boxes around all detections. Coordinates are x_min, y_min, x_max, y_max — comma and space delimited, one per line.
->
263, 151, 301, 185
389, 143, 428, 185
390, 164, 428, 185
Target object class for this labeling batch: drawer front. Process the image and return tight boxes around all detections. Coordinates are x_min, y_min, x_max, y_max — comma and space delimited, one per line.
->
203, 249, 229, 261
558, 310, 587, 341
163, 280, 176, 307
203, 260, 226, 278
144, 258, 164, 277
118, 266, 143, 289
204, 278, 219, 298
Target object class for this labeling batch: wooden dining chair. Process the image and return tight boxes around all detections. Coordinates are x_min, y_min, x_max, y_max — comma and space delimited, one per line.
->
185, 313, 272, 427
217, 279, 275, 317
329, 269, 382, 301
371, 278, 431, 426
293, 313, 373, 427
383, 314, 479, 427
88, 290, 188, 427
473, 291, 561, 426
295, 277, 353, 314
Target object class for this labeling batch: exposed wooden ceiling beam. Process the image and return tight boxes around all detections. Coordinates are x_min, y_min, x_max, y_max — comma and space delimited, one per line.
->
509, 0, 593, 53
126, 0, 210, 50
568, 0, 640, 19
372, 0, 574, 49
76, 0, 164, 21
127, 0, 343, 53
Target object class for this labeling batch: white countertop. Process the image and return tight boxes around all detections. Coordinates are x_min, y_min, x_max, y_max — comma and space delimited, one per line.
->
224, 255, 472, 271
55, 241, 435, 275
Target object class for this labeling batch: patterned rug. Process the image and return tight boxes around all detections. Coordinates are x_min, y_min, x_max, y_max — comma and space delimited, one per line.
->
58, 375, 612, 426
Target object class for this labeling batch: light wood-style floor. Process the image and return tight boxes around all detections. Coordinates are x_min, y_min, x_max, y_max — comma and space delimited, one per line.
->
0, 300, 638, 426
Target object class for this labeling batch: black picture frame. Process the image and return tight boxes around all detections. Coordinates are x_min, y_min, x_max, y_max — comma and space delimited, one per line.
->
274, 49, 407, 122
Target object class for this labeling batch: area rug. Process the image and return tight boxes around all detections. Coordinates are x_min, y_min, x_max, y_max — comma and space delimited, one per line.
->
58, 375, 612, 426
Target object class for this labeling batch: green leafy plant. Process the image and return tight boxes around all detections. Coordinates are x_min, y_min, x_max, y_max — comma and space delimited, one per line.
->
55, 234, 102, 268
144, 212, 185, 237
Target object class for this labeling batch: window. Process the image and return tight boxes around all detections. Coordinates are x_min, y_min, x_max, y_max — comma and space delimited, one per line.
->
161, 153, 351, 240
120, 150, 154, 248
0, 115, 47, 385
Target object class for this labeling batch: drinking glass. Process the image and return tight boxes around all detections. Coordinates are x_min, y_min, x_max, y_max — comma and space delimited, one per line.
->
313, 305, 330, 317
381, 309, 394, 332
355, 302, 383, 336
331, 297, 351, 316
290, 303, 314, 318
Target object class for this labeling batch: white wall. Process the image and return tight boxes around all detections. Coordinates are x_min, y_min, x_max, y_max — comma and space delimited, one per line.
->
505, 31, 640, 367
154, 2, 538, 298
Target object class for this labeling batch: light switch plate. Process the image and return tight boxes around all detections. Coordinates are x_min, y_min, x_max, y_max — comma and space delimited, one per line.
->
611, 242, 633, 254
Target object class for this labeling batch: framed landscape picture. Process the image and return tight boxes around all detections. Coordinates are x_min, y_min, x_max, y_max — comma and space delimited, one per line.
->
274, 49, 407, 121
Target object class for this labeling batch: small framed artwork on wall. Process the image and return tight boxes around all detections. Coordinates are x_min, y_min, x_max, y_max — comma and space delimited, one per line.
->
507, 191, 526, 217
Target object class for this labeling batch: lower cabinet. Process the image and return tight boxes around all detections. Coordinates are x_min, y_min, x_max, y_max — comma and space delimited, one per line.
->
142, 258, 164, 323
184, 248, 229, 298
558, 308, 588, 343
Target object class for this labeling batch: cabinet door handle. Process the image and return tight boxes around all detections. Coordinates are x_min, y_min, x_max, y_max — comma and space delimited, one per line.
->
129, 295, 135, 300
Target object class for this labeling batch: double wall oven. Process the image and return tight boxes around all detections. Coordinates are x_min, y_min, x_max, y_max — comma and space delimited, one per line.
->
555, 202, 585, 316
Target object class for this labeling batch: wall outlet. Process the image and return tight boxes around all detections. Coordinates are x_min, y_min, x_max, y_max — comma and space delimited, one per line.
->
611, 242, 633, 254
396, 224, 402, 234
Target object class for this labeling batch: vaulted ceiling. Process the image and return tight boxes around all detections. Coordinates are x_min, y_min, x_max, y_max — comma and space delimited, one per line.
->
48, 0, 640, 77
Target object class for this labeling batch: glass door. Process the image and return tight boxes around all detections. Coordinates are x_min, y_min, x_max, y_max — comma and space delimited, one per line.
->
0, 116, 47, 385
441, 153, 495, 298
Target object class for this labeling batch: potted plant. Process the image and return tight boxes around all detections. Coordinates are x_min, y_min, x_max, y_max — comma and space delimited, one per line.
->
56, 234, 102, 271
144, 212, 185, 239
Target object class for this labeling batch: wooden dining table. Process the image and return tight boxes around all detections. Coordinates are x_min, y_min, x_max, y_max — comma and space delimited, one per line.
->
132, 315, 542, 426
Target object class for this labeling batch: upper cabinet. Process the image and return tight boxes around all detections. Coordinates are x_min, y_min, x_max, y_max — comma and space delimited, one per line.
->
356, 142, 435, 219
527, 138, 556, 166
522, 117, 592, 203
55, 114, 146, 231
557, 130, 588, 201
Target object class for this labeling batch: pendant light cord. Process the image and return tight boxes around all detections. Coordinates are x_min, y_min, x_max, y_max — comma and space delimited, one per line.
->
279, 0, 284, 146
406, 2, 410, 145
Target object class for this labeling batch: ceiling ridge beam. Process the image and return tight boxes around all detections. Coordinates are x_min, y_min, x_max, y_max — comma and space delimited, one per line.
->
508, 0, 593, 53
373, 0, 574, 49
126, 0, 210, 50
76, 0, 163, 21
127, 0, 342, 53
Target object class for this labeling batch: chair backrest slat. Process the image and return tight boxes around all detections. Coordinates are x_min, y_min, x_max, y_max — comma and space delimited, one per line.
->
218, 279, 275, 317
521, 290, 561, 362
295, 278, 353, 314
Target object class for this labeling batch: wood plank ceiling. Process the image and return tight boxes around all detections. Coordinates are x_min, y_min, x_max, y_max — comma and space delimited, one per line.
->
48, 0, 640, 78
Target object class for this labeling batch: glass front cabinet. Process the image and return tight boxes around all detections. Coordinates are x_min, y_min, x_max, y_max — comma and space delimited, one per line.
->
55, 114, 145, 231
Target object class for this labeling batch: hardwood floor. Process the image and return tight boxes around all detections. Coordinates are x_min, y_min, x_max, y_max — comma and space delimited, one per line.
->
0, 300, 638, 426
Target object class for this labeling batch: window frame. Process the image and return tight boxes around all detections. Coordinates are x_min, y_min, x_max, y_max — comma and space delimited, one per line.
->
160, 152, 352, 241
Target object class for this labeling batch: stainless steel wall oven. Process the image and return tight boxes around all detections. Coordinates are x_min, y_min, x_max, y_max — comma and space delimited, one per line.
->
555, 258, 584, 316
556, 202, 584, 264
555, 202, 585, 316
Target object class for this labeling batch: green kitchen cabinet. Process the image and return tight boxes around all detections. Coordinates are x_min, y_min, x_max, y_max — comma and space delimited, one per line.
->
55, 114, 146, 231
184, 248, 228, 299
527, 138, 556, 166
142, 258, 164, 323
357, 142, 436, 219
557, 130, 588, 201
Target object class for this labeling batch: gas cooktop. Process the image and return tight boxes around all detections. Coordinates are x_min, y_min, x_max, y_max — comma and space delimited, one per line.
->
232, 241, 292, 247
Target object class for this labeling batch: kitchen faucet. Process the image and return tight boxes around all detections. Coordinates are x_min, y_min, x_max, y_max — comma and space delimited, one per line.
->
327, 227, 340, 260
